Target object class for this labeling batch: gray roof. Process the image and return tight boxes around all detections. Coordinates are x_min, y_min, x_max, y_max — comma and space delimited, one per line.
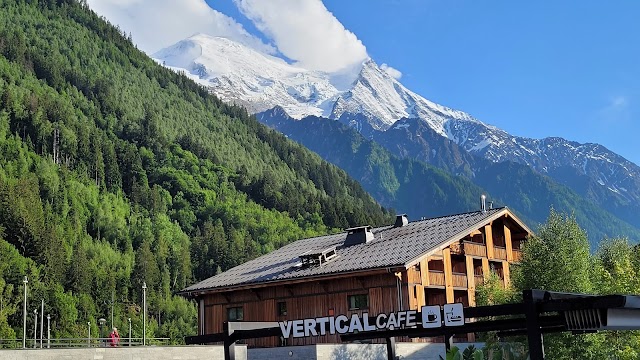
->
181, 208, 513, 294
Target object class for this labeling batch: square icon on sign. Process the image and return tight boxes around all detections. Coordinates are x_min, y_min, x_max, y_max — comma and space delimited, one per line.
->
443, 303, 464, 326
420, 305, 441, 328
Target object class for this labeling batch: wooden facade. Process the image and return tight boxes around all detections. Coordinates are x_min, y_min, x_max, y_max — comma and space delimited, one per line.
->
190, 210, 530, 347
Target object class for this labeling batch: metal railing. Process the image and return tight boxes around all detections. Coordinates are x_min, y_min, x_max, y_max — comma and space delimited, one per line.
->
0, 337, 171, 349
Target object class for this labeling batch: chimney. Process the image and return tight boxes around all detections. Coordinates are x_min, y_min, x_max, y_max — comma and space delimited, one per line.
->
344, 226, 374, 246
394, 214, 409, 227
481, 194, 487, 213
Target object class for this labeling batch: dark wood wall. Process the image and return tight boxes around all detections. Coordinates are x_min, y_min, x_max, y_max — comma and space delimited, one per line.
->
199, 270, 406, 347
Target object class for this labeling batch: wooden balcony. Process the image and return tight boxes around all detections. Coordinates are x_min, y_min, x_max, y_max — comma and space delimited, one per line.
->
512, 249, 522, 262
428, 271, 445, 286
494, 246, 507, 260
452, 273, 468, 288
463, 241, 487, 257
474, 275, 484, 287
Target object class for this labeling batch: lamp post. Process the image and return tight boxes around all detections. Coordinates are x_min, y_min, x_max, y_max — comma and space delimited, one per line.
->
22, 276, 27, 349
128, 318, 131, 347
98, 318, 106, 347
142, 282, 147, 346
33, 309, 37, 348
47, 314, 50, 349
40, 300, 44, 348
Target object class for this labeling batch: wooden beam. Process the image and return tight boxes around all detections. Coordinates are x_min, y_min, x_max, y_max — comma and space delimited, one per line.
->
502, 261, 511, 287
221, 293, 231, 303
470, 229, 482, 237
443, 248, 454, 303
504, 224, 513, 262
482, 258, 490, 281
465, 256, 476, 307
484, 225, 494, 259
250, 289, 261, 301
421, 259, 430, 287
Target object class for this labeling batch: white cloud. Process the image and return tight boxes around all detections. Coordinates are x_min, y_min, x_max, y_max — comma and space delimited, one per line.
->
597, 95, 630, 123
86, 0, 274, 54
234, 0, 368, 73
380, 63, 402, 79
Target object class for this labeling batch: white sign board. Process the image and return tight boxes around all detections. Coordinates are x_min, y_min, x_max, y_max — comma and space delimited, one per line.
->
443, 303, 465, 327
420, 305, 442, 328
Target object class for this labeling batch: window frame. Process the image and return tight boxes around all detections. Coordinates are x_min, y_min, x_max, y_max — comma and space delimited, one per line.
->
277, 301, 287, 316
227, 306, 244, 321
347, 294, 369, 310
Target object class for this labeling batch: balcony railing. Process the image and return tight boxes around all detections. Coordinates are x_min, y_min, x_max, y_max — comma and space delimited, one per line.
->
512, 249, 522, 262
452, 273, 468, 288
428, 271, 445, 286
494, 246, 507, 260
463, 241, 487, 257
474, 275, 484, 287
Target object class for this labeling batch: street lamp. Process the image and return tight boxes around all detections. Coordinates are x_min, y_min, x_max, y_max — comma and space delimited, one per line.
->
128, 318, 131, 347
33, 309, 37, 348
98, 318, 106, 347
40, 300, 44, 348
47, 314, 50, 349
142, 282, 147, 346
22, 276, 27, 349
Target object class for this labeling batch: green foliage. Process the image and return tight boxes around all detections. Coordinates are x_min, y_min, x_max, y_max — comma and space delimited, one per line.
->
0, 0, 391, 342
475, 271, 517, 307
441, 345, 526, 360
512, 209, 592, 294
508, 210, 640, 359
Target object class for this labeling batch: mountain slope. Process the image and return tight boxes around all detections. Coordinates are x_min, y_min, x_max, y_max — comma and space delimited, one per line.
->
258, 108, 640, 245
153, 35, 640, 231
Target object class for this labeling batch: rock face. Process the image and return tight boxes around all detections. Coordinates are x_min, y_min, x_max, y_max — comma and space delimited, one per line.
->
155, 35, 640, 229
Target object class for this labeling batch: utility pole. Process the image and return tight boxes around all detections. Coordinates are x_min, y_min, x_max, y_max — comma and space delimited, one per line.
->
87, 322, 91, 347
40, 300, 44, 348
128, 318, 131, 347
33, 309, 37, 348
22, 276, 27, 349
142, 282, 147, 346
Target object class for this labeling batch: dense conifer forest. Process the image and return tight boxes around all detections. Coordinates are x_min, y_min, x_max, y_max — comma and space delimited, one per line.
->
0, 0, 393, 342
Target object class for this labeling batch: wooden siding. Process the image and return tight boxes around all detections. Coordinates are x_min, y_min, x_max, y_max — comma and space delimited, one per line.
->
494, 247, 508, 260
463, 242, 487, 257
512, 249, 522, 262
428, 271, 445, 286
452, 274, 467, 288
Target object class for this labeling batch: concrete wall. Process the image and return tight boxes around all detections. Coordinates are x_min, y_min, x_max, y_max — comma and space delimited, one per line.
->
0, 345, 246, 360
247, 342, 484, 360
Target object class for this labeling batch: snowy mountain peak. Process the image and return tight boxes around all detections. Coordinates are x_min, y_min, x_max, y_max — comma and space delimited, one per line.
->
153, 34, 340, 118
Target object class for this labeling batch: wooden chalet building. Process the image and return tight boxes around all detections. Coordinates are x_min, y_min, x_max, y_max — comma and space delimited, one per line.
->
180, 206, 531, 347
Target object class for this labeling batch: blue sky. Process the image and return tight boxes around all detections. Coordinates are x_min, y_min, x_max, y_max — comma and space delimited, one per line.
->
90, 0, 639, 165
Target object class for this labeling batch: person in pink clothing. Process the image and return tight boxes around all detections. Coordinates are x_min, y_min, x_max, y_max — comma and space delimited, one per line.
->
109, 327, 120, 347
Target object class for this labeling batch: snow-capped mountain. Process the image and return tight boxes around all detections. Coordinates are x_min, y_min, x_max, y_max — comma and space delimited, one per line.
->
154, 35, 640, 227
153, 34, 340, 118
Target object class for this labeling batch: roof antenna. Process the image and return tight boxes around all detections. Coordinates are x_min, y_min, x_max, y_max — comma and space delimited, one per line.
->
481, 194, 487, 213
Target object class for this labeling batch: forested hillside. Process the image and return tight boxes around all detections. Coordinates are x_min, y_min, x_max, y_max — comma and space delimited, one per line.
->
0, 0, 392, 342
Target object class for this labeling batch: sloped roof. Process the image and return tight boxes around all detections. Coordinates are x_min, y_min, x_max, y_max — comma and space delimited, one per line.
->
181, 207, 522, 295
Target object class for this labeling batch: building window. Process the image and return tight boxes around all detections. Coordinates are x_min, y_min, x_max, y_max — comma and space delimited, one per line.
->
277, 302, 287, 316
348, 294, 369, 310
227, 306, 243, 321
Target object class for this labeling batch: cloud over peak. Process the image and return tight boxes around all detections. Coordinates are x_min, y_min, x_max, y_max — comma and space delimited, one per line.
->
234, 0, 368, 73
87, 0, 273, 54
